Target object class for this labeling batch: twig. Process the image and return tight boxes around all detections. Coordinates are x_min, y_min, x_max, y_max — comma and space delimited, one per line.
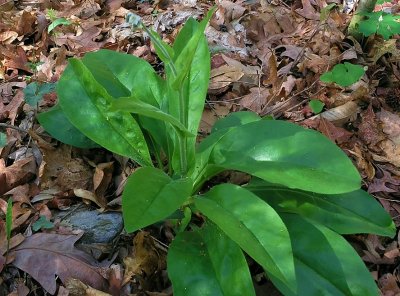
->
0, 123, 28, 134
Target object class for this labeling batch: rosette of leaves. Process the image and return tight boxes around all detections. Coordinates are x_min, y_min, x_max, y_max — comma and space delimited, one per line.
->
39, 9, 394, 295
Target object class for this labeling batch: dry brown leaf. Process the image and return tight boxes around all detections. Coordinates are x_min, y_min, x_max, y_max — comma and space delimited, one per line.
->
0, 31, 18, 43
55, 27, 103, 53
379, 273, 400, 296
369, 39, 400, 63
39, 144, 92, 191
296, 0, 320, 20
74, 188, 107, 209
1, 89, 25, 124
263, 53, 278, 86
378, 109, 400, 144
0, 233, 25, 255
66, 278, 111, 296
0, 156, 36, 196
373, 140, 400, 167
12, 233, 108, 294
359, 105, 385, 148
17, 10, 37, 36
216, 0, 246, 24
311, 101, 359, 125
199, 104, 230, 135
123, 232, 165, 286
7, 279, 30, 296
94, 162, 114, 201
240, 87, 271, 113
348, 145, 375, 181
369, 168, 400, 193
209, 65, 244, 93
315, 117, 353, 144
0, 45, 31, 73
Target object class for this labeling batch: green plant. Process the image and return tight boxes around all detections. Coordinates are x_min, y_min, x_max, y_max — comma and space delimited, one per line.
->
0, 132, 6, 148
6, 198, 12, 254
38, 9, 394, 295
358, 11, 400, 39
23, 82, 56, 107
32, 216, 54, 232
348, 0, 400, 40
320, 62, 365, 87
309, 99, 325, 114
46, 9, 71, 34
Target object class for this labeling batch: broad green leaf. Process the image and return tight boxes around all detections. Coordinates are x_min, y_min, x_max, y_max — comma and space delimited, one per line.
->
37, 105, 99, 148
211, 111, 261, 133
145, 27, 175, 67
195, 184, 296, 292
110, 96, 194, 137
82, 50, 172, 160
168, 222, 255, 296
309, 99, 324, 114
57, 58, 152, 166
247, 180, 395, 237
271, 213, 379, 296
320, 63, 365, 87
122, 167, 192, 233
168, 16, 213, 175
195, 120, 361, 194
48, 18, 71, 33
171, 8, 216, 90
0, 132, 6, 148
23, 82, 56, 107
358, 11, 400, 40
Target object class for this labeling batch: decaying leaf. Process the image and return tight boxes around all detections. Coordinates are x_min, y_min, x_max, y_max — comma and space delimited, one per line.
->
311, 101, 359, 125
123, 232, 165, 287
0, 156, 37, 196
12, 233, 108, 294
66, 278, 111, 296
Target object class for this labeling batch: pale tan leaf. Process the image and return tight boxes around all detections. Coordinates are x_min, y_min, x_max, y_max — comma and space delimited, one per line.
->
311, 101, 359, 125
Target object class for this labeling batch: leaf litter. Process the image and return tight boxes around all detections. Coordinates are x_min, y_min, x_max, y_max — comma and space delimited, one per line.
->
1, 0, 400, 294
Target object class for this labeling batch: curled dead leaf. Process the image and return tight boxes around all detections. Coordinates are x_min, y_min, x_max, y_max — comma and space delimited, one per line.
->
310, 101, 359, 125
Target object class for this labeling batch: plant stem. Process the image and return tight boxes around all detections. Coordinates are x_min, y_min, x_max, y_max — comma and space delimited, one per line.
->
178, 88, 188, 175
348, 0, 378, 40
141, 24, 188, 176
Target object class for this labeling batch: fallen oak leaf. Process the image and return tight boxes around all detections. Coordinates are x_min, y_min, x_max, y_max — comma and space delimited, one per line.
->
12, 233, 108, 295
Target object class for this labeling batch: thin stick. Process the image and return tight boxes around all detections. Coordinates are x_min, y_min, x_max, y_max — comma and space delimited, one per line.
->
0, 123, 28, 133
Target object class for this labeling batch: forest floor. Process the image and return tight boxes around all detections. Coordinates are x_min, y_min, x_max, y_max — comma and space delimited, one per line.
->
1, 0, 400, 294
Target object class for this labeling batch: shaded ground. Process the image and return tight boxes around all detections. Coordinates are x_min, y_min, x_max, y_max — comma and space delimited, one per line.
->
1, 0, 400, 294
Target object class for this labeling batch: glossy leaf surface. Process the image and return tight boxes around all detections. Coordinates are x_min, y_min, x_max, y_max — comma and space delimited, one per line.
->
57, 58, 152, 166
196, 120, 361, 194
272, 213, 378, 296
168, 222, 255, 296
211, 111, 261, 133
82, 50, 172, 156
247, 180, 395, 237
171, 8, 215, 90
37, 105, 98, 148
123, 167, 192, 233
111, 96, 193, 136
195, 184, 296, 292
168, 16, 213, 174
